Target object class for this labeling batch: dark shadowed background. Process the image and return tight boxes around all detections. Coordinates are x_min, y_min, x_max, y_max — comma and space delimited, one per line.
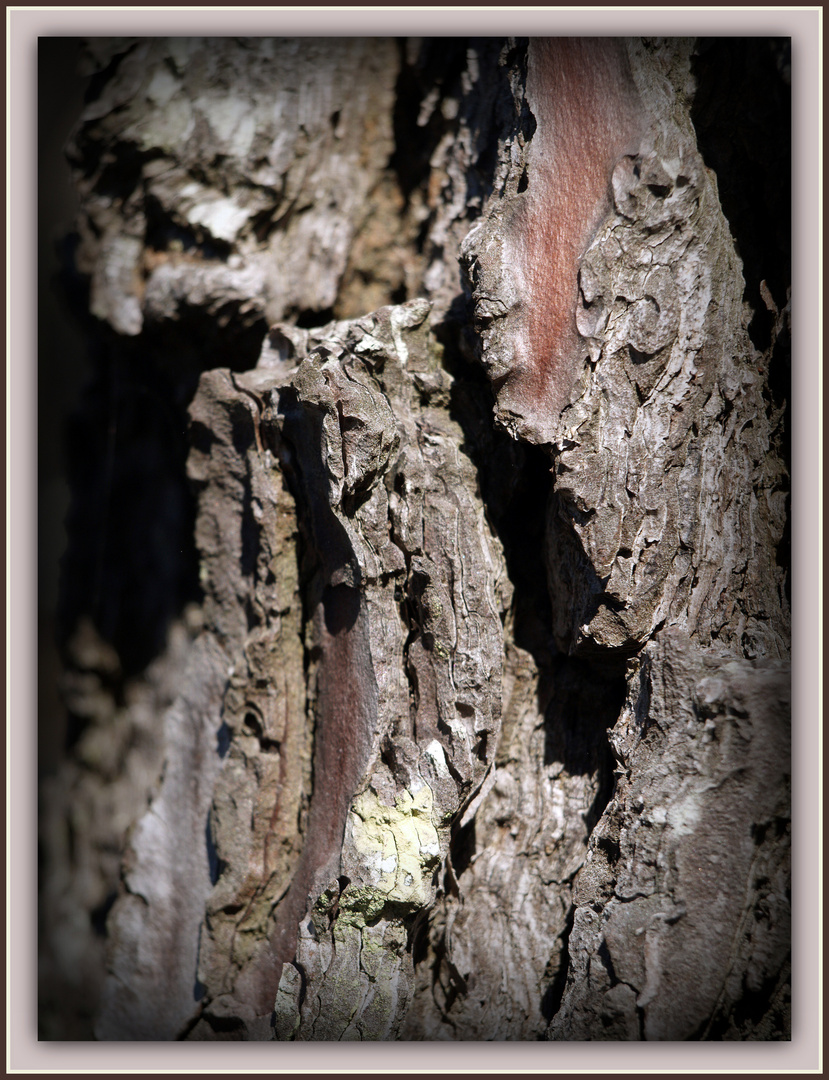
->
38, 39, 88, 778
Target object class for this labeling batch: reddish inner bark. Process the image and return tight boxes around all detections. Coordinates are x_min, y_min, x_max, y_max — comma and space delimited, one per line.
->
505, 38, 645, 431
263, 584, 376, 1008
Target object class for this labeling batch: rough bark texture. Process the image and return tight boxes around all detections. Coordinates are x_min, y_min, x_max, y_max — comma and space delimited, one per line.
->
40, 37, 790, 1041
549, 628, 791, 1040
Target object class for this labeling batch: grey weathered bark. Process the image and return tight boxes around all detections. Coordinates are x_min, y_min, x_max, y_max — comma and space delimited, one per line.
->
40, 37, 790, 1041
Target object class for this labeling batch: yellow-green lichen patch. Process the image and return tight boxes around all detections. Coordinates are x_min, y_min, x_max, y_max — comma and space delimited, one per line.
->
348, 785, 441, 909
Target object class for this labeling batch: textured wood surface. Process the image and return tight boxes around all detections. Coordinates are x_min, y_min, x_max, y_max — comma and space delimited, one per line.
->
42, 38, 790, 1042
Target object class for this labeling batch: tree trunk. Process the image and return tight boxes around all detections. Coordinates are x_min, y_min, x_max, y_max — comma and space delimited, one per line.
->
40, 36, 790, 1041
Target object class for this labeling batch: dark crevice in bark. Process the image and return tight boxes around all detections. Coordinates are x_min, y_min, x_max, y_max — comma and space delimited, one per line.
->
691, 39, 791, 351
690, 35, 791, 610
544, 658, 624, 784
540, 901, 576, 1027
186, 1011, 246, 1040
205, 810, 221, 887
390, 39, 469, 204
79, 141, 150, 205
174, 1004, 207, 1042
438, 317, 557, 661
295, 306, 336, 330
58, 343, 201, 679
57, 303, 268, 681
144, 195, 233, 261
495, 445, 556, 663
597, 938, 620, 986
448, 817, 476, 880
437, 315, 627, 797
90, 890, 117, 937
81, 42, 135, 105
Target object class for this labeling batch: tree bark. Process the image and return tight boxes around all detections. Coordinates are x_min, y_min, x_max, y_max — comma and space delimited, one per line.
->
40, 36, 790, 1041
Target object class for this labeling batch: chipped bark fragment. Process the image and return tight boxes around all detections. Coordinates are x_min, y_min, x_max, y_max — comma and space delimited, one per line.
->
465, 38, 788, 661
543, 41, 789, 661
463, 38, 646, 444
168, 301, 510, 1039
548, 630, 791, 1041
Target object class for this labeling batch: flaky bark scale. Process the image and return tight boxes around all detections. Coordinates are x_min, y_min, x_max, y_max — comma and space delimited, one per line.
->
499, 39, 646, 436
